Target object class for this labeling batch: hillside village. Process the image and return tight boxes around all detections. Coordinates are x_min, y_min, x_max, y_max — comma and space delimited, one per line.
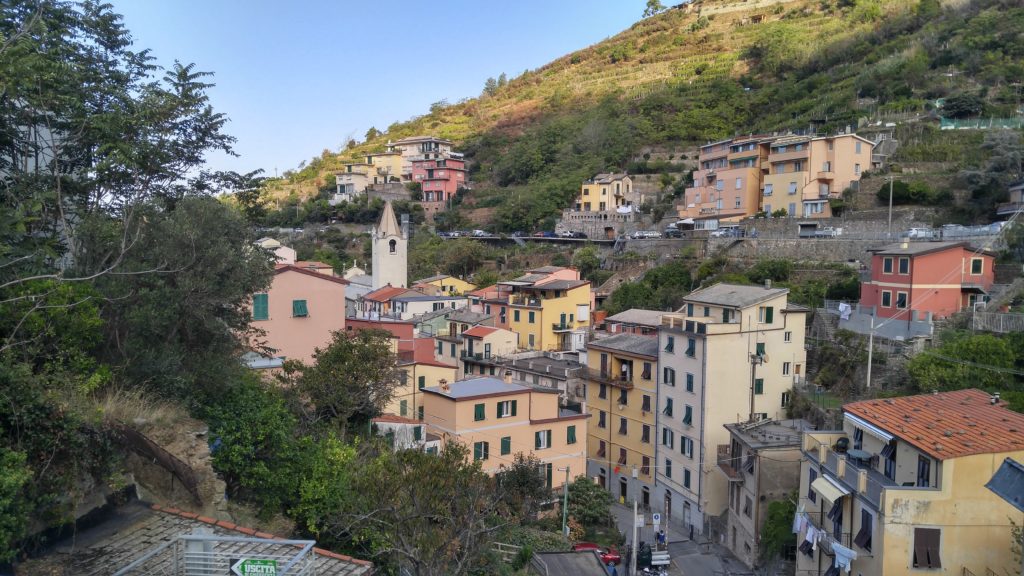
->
4, 1, 1024, 576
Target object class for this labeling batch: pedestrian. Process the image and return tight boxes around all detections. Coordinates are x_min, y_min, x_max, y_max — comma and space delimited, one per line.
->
607, 561, 617, 576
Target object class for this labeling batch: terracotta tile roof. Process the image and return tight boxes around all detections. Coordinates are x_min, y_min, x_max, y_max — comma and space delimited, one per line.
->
843, 389, 1024, 461
363, 285, 417, 302
274, 265, 349, 286
294, 260, 333, 270
463, 326, 499, 338
373, 414, 422, 425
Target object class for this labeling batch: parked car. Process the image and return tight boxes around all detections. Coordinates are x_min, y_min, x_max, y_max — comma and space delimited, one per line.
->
630, 230, 661, 239
558, 230, 588, 239
511, 231, 526, 237
814, 226, 842, 238
471, 229, 492, 237
663, 228, 683, 238
710, 226, 744, 238
533, 231, 556, 238
903, 227, 936, 240
572, 543, 621, 566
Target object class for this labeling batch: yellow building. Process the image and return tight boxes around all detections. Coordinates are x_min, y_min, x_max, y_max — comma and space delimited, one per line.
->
413, 274, 477, 296
584, 333, 659, 506
366, 151, 403, 185
507, 279, 592, 352
797, 389, 1024, 576
422, 374, 588, 489
656, 283, 808, 537
457, 325, 518, 377
387, 338, 457, 421
574, 173, 637, 213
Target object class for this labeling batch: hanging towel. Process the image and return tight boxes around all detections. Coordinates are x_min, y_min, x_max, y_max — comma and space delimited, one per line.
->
832, 542, 858, 573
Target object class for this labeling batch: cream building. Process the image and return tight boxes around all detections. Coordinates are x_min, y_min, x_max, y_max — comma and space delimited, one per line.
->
796, 389, 1024, 576
654, 283, 807, 537
371, 201, 407, 289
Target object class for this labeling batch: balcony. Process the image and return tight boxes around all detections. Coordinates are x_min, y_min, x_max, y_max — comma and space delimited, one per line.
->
510, 295, 542, 307
768, 149, 809, 163
997, 201, 1024, 216
552, 323, 574, 332
583, 367, 634, 390
460, 351, 493, 362
717, 445, 744, 482
817, 171, 835, 180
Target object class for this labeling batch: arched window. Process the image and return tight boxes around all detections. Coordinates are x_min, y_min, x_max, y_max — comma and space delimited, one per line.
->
389, 239, 397, 254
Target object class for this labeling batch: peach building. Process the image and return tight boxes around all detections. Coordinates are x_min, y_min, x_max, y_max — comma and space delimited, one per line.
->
761, 133, 873, 219
422, 374, 588, 489
681, 137, 768, 229
252, 265, 348, 364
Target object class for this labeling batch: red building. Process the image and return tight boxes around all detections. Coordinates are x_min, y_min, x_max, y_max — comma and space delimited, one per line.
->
412, 155, 467, 215
859, 241, 996, 321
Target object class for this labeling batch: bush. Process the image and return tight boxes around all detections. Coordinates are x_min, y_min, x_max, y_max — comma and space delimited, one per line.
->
876, 180, 951, 206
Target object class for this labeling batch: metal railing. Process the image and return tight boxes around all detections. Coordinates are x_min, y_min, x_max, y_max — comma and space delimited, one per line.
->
114, 533, 316, 576
582, 367, 634, 389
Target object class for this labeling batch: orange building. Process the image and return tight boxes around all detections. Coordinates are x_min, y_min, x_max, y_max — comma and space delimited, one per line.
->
251, 265, 348, 364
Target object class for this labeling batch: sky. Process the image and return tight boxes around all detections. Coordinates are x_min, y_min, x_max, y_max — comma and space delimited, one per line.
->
110, 0, 648, 176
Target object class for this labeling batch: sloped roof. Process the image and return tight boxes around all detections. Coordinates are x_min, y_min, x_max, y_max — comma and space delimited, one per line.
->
587, 333, 659, 358
415, 274, 451, 283
869, 241, 996, 257
274, 265, 349, 286
606, 309, 666, 327
377, 200, 402, 237
683, 282, 786, 309
363, 286, 418, 302
463, 325, 500, 338
844, 389, 1024, 461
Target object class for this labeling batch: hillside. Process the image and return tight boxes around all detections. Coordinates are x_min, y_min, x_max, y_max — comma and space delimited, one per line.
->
269, 0, 1023, 230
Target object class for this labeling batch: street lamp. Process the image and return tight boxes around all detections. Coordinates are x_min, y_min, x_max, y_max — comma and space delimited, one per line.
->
557, 466, 571, 537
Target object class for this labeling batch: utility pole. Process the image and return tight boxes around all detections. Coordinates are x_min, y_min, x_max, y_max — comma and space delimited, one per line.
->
887, 175, 894, 239
865, 315, 875, 389
631, 498, 639, 576
748, 353, 764, 423
559, 466, 570, 537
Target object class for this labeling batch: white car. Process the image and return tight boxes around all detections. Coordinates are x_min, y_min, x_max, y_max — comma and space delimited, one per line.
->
904, 227, 936, 239
630, 230, 661, 239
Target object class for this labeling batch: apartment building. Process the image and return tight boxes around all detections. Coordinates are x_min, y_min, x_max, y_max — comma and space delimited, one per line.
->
585, 333, 660, 508
413, 274, 477, 296
681, 137, 767, 230
454, 325, 518, 377
411, 155, 467, 215
604, 309, 667, 336
761, 133, 873, 219
655, 283, 807, 537
797, 389, 1024, 576
719, 419, 810, 569
391, 337, 457, 421
422, 374, 588, 489
386, 136, 455, 178
560, 173, 642, 238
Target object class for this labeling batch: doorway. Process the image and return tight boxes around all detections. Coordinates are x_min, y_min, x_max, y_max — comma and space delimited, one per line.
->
619, 478, 628, 503
599, 469, 607, 490
642, 487, 650, 510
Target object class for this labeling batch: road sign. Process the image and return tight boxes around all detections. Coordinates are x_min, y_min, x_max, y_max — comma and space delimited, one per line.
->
634, 515, 645, 529
231, 558, 278, 576
652, 512, 661, 527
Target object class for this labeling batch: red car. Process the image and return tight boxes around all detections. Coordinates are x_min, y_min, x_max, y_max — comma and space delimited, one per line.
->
573, 542, 622, 566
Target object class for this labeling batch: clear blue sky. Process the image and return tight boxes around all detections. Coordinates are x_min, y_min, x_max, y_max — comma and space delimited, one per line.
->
110, 0, 647, 176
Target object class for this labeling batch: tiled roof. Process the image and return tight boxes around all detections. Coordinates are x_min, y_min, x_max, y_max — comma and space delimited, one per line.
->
363, 286, 417, 302
423, 376, 532, 400
844, 389, 1024, 461
868, 241, 996, 257
587, 333, 659, 358
605, 309, 666, 326
534, 278, 589, 291
463, 326, 500, 338
274, 265, 349, 286
529, 266, 568, 274
27, 501, 371, 575
373, 414, 422, 425
683, 282, 787, 309
415, 274, 451, 283
294, 260, 332, 270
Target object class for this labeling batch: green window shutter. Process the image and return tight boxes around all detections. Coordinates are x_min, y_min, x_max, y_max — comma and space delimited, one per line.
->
535, 431, 542, 450
400, 399, 408, 416
546, 463, 553, 488
514, 310, 520, 322
765, 306, 774, 323
414, 425, 422, 441
417, 406, 424, 420
686, 373, 694, 392
474, 403, 485, 421
511, 400, 517, 416
496, 402, 502, 418
756, 342, 765, 356
501, 436, 511, 455
292, 299, 308, 317
684, 469, 691, 488
528, 311, 535, 323
253, 294, 268, 320
567, 425, 576, 445
755, 378, 764, 395
418, 376, 425, 389
474, 442, 482, 460
683, 405, 692, 425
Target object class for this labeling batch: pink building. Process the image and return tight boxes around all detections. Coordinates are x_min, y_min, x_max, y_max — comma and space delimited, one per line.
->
859, 242, 996, 321
411, 156, 467, 215
252, 265, 349, 364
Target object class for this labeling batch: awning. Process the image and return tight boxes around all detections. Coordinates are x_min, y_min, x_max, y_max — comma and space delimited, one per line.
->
812, 476, 850, 503
845, 413, 894, 444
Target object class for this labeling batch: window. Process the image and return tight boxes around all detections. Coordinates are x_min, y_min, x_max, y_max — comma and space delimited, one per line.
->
793, 161, 803, 172
528, 311, 535, 324
618, 417, 628, 435
474, 403, 485, 421
784, 331, 792, 343
723, 309, 733, 323
913, 528, 941, 569
754, 378, 764, 395
642, 425, 651, 443
567, 425, 577, 445
400, 400, 407, 416
756, 342, 766, 356
685, 373, 694, 392
758, 306, 774, 323
513, 310, 520, 322
686, 303, 694, 316
683, 468, 691, 489
663, 398, 673, 418
414, 425, 422, 441
854, 163, 861, 176
642, 395, 651, 412
642, 362, 652, 380
665, 459, 673, 479
764, 183, 773, 196
788, 181, 798, 194
618, 448, 627, 465
665, 336, 674, 352
883, 443, 897, 480
853, 428, 863, 450
473, 441, 489, 461
500, 436, 511, 455
743, 496, 752, 518
703, 306, 710, 317
781, 392, 791, 407
290, 299, 309, 317
535, 430, 551, 450
598, 383, 607, 399
528, 334, 535, 348
881, 290, 892, 308
598, 440, 606, 458
389, 239, 397, 254
882, 257, 893, 274
450, 343, 456, 357
783, 362, 791, 376
663, 367, 676, 386
662, 427, 674, 448
855, 141, 862, 154
716, 179, 724, 191
641, 456, 650, 476
497, 400, 517, 418
854, 509, 873, 552
807, 468, 817, 503
829, 498, 843, 539
735, 177, 743, 189
681, 436, 694, 458
970, 258, 983, 275
683, 405, 693, 426
436, 340, 443, 355
898, 257, 910, 275
252, 293, 269, 320
618, 389, 628, 406
418, 375, 425, 390
598, 411, 606, 428
685, 338, 696, 357
917, 455, 931, 488
896, 291, 908, 309
735, 196, 741, 208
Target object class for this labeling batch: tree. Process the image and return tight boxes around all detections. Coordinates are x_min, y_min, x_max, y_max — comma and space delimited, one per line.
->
759, 497, 796, 563
643, 0, 665, 18
941, 92, 985, 118
365, 126, 380, 141
572, 246, 602, 281
280, 329, 401, 436
0, 448, 31, 562
483, 77, 498, 96
567, 477, 612, 527
495, 453, 551, 519
907, 332, 1017, 392
497, 72, 508, 87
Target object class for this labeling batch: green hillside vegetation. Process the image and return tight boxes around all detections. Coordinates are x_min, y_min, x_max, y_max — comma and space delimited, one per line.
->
268, 0, 1023, 231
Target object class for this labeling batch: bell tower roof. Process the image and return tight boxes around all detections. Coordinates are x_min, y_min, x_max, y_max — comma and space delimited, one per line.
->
377, 201, 402, 237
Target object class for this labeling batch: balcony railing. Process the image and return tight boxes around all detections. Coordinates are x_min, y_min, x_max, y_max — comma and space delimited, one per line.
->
552, 323, 574, 332
510, 295, 542, 307
460, 351, 493, 361
583, 367, 634, 390
996, 201, 1024, 216
717, 444, 744, 482
817, 171, 835, 180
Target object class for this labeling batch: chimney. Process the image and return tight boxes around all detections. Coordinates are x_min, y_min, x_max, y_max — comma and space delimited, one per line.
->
503, 370, 513, 384
992, 392, 1001, 405
764, 279, 772, 290
439, 379, 449, 393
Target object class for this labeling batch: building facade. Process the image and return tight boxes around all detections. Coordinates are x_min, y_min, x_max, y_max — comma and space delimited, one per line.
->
796, 389, 1024, 576
655, 283, 807, 538
371, 201, 408, 289
585, 333, 660, 508
411, 155, 467, 215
